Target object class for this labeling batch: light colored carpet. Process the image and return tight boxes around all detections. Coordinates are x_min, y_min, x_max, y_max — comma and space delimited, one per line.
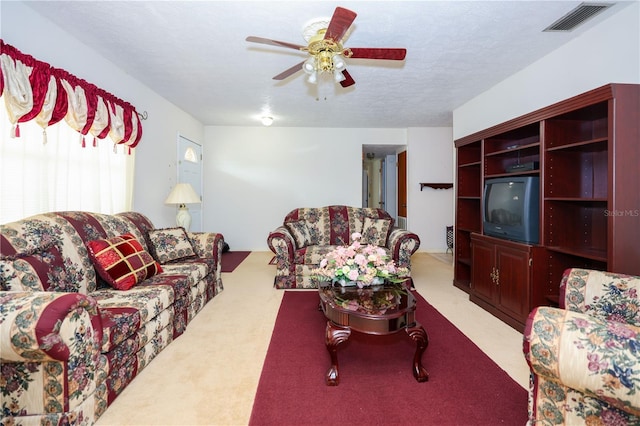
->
96, 252, 528, 425
427, 252, 453, 265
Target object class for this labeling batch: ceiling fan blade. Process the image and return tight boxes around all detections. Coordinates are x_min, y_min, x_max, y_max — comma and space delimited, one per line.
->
348, 48, 407, 60
246, 36, 304, 51
324, 7, 357, 42
273, 61, 305, 80
339, 70, 355, 88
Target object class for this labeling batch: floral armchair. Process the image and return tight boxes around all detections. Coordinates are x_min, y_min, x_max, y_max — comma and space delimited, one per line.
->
523, 268, 640, 424
267, 205, 420, 289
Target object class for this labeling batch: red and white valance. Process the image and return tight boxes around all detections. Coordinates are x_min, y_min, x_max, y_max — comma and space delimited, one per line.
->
0, 40, 143, 148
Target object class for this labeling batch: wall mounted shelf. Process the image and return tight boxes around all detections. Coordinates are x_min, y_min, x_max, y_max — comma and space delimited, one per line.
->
420, 183, 453, 191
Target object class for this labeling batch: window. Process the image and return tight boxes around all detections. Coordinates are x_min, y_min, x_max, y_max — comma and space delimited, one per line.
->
0, 101, 134, 224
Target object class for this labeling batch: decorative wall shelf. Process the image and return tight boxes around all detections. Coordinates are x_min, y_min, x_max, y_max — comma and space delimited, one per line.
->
420, 183, 453, 191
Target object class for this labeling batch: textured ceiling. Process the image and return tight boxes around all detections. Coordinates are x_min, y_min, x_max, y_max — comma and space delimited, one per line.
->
22, 1, 634, 128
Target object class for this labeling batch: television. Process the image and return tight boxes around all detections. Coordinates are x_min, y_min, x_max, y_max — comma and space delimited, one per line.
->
482, 176, 540, 244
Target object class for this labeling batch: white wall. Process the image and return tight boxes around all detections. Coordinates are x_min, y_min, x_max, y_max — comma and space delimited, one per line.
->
202, 126, 451, 251
2, 2, 204, 229
407, 128, 454, 252
453, 2, 640, 139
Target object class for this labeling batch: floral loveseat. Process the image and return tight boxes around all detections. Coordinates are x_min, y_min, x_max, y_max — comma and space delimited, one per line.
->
0, 211, 224, 425
524, 268, 640, 425
267, 205, 420, 289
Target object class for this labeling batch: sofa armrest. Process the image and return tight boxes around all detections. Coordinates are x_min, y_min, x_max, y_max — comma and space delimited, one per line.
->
524, 306, 640, 416
187, 232, 224, 294
267, 226, 296, 260
386, 228, 420, 268
560, 268, 640, 324
187, 232, 224, 260
1, 291, 105, 418
188, 231, 224, 270
1, 291, 103, 362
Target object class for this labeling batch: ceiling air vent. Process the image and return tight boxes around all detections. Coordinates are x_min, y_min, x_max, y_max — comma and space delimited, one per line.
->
544, 2, 614, 32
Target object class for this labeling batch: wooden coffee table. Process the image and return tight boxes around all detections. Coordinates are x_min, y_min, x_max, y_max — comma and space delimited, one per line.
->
318, 281, 429, 386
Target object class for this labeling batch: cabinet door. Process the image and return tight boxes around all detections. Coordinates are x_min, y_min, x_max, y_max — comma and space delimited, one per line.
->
496, 245, 530, 320
471, 238, 495, 303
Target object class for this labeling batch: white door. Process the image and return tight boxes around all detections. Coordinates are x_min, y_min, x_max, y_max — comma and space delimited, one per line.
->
177, 135, 202, 232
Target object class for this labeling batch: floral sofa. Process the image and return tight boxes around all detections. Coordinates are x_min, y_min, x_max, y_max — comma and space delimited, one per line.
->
0, 211, 224, 425
524, 268, 640, 425
267, 205, 420, 289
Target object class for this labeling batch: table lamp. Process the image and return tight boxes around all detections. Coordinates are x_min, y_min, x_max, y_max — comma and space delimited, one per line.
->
165, 183, 201, 231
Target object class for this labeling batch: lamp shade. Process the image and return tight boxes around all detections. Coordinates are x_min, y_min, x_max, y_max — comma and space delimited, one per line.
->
165, 183, 201, 205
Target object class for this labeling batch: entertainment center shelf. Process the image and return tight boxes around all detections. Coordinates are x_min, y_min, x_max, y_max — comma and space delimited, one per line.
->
454, 83, 640, 332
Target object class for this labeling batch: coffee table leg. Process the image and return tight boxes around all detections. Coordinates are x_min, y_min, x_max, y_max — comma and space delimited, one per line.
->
406, 322, 429, 382
325, 321, 351, 386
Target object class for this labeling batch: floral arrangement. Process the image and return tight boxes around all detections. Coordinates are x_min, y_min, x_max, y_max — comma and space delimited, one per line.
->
313, 232, 409, 288
327, 285, 405, 315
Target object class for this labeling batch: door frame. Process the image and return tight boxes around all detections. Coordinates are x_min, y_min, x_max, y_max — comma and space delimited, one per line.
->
177, 134, 203, 231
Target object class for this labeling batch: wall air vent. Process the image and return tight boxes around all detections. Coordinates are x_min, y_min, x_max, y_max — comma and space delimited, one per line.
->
544, 2, 614, 32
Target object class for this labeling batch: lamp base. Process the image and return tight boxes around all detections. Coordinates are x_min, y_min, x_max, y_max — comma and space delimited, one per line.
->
175, 204, 192, 231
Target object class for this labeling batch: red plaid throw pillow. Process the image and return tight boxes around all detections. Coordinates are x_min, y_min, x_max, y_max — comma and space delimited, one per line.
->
87, 233, 162, 290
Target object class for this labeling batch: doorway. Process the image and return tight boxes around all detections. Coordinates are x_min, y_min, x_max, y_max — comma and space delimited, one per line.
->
362, 145, 406, 226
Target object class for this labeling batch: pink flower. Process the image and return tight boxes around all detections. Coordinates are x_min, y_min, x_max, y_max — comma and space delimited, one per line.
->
313, 233, 409, 286
573, 318, 590, 329
587, 353, 608, 372
347, 269, 359, 281
607, 322, 637, 339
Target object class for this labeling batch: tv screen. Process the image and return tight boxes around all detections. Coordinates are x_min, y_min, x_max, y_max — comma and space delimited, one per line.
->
483, 176, 539, 244
486, 182, 525, 227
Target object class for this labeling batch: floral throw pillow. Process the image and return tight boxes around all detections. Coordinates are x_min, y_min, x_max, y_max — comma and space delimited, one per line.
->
0, 243, 77, 292
86, 233, 162, 291
286, 220, 312, 248
360, 217, 392, 247
147, 227, 196, 264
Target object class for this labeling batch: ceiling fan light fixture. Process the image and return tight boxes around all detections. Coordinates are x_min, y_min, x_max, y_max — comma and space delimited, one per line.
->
246, 6, 407, 89
303, 58, 316, 74
317, 50, 334, 71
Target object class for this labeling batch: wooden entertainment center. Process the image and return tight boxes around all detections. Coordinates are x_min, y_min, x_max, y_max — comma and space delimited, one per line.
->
454, 83, 640, 332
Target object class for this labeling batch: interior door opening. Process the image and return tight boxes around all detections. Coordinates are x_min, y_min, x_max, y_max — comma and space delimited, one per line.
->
362, 145, 406, 227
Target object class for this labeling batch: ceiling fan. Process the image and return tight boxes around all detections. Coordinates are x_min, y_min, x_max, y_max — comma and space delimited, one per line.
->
246, 6, 406, 88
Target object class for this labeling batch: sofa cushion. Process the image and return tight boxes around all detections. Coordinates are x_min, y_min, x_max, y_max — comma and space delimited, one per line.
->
0, 243, 81, 292
296, 245, 337, 266
161, 259, 211, 288
361, 217, 392, 246
286, 220, 314, 248
147, 227, 196, 264
87, 233, 163, 291
91, 276, 182, 352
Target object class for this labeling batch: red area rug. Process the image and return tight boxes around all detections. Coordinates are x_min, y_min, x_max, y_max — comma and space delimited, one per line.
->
249, 290, 527, 425
221, 251, 250, 273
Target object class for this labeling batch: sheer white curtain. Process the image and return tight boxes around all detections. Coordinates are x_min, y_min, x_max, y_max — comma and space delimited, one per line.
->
0, 98, 135, 224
